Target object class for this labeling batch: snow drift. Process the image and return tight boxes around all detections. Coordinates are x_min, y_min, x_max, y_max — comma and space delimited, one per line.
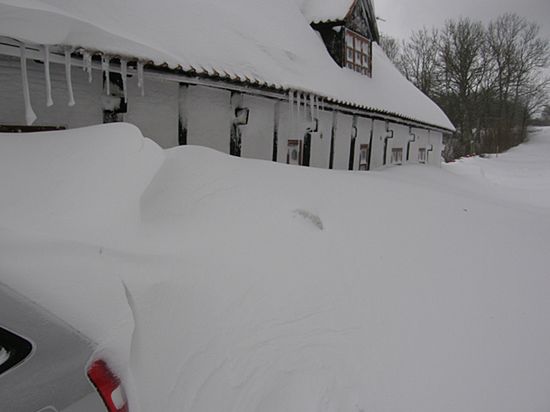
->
1, 125, 550, 411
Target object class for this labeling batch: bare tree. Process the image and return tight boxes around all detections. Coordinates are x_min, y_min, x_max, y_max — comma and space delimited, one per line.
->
398, 27, 440, 96
439, 18, 487, 152
379, 33, 401, 66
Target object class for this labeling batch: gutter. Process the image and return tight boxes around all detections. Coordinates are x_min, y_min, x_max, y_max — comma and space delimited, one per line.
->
0, 37, 454, 134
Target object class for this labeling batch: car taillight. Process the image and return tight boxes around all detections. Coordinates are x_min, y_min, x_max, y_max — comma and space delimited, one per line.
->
87, 359, 129, 412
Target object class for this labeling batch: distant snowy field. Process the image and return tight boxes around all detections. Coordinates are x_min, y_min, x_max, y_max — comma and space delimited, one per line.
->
1, 126, 549, 412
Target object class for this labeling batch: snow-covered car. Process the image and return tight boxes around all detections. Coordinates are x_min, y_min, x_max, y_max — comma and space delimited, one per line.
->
0, 282, 129, 412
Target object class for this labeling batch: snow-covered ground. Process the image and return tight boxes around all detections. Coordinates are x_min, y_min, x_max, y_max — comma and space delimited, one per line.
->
1, 125, 550, 412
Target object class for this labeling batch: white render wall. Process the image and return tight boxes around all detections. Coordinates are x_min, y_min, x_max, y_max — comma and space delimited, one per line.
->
409, 128, 429, 164
309, 109, 333, 169
428, 131, 443, 167
240, 95, 275, 161
125, 76, 179, 148
332, 112, 353, 170
275, 101, 313, 164
370, 119, 387, 169
352, 116, 373, 171
185, 85, 232, 153
0, 55, 444, 168
0, 56, 102, 128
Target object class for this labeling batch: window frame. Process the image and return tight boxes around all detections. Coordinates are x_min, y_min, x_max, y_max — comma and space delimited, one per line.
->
343, 28, 372, 77
418, 147, 427, 163
391, 147, 403, 165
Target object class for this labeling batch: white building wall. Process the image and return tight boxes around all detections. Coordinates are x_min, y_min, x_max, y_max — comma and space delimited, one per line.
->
386, 123, 408, 166
275, 101, 312, 164
428, 130, 443, 166
0, 56, 102, 128
408, 127, 429, 164
0, 55, 444, 167
309, 109, 333, 169
332, 112, 353, 170
125, 76, 179, 148
370, 119, 387, 169
185, 85, 232, 154
239, 95, 275, 161
352, 116, 373, 171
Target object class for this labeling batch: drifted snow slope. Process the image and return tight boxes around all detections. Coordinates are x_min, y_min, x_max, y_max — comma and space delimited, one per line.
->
1, 125, 550, 412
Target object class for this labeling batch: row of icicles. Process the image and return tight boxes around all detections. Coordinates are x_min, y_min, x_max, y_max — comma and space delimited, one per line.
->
18, 43, 327, 131
19, 44, 145, 126
287, 90, 326, 136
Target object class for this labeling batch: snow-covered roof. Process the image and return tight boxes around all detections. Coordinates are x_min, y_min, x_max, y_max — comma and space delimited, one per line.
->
299, 0, 356, 23
0, 0, 455, 131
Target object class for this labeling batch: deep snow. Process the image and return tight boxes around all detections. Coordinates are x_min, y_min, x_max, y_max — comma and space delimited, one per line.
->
1, 125, 550, 412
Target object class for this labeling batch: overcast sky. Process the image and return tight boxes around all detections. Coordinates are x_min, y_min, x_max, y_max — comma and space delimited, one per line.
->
375, 0, 550, 40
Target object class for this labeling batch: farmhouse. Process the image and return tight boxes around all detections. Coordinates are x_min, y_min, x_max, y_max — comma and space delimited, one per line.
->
0, 0, 454, 170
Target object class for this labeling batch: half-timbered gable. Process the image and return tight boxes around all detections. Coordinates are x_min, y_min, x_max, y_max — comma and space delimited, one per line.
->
307, 0, 378, 76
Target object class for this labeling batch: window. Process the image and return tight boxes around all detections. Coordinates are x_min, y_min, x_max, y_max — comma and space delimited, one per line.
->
418, 148, 427, 163
391, 147, 403, 164
359, 144, 369, 171
343, 29, 372, 77
287, 140, 302, 166
0, 327, 33, 376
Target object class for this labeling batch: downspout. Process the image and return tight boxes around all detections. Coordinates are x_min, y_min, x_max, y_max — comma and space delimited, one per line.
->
406, 127, 417, 162
367, 122, 373, 170
382, 121, 394, 166
426, 144, 434, 164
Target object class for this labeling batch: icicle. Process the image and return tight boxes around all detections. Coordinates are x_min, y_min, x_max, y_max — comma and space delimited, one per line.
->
64, 49, 75, 106
43, 45, 53, 107
288, 90, 294, 139
83, 51, 93, 83
20, 45, 37, 125
137, 61, 145, 97
120, 59, 128, 103
314, 95, 319, 120
102, 56, 111, 95
296, 92, 301, 123
309, 93, 314, 122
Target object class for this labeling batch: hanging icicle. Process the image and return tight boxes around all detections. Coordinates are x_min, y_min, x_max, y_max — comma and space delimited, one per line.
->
309, 93, 314, 122
288, 90, 294, 139
296, 92, 301, 123
120, 59, 128, 103
314, 95, 319, 121
137, 61, 145, 97
43, 45, 53, 107
64, 48, 75, 107
83, 51, 93, 83
20, 45, 37, 126
102, 55, 111, 95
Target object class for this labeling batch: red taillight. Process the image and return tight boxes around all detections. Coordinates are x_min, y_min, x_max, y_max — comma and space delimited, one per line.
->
87, 359, 129, 412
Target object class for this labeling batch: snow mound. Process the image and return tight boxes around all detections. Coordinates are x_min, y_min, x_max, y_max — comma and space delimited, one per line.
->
0, 123, 164, 243
2, 125, 550, 411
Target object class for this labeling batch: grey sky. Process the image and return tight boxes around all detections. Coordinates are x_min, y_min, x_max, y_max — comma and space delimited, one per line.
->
375, 0, 550, 40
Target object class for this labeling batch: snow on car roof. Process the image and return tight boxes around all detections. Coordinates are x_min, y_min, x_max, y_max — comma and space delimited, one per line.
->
0, 0, 454, 131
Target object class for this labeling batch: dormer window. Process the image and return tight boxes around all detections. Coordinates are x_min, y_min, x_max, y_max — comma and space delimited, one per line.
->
344, 29, 372, 76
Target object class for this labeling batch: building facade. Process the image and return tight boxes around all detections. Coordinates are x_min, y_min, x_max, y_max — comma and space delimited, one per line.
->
0, 0, 453, 170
